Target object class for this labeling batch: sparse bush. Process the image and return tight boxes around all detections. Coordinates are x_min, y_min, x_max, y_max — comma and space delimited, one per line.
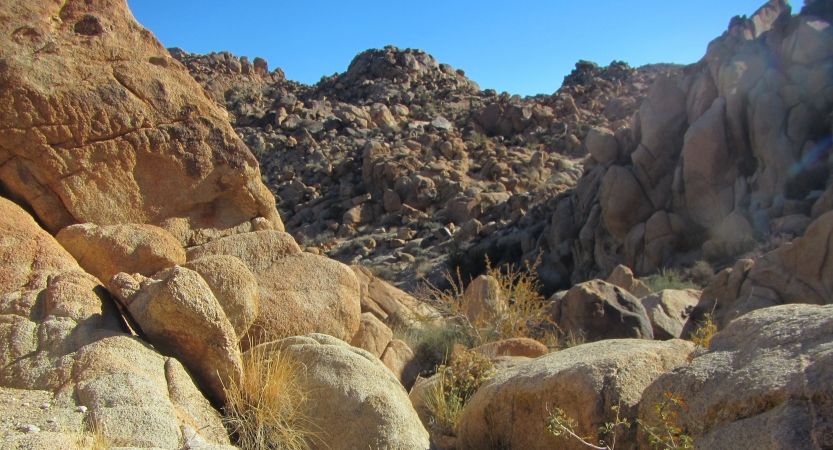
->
690, 313, 717, 349
546, 404, 630, 450
420, 220, 443, 231
469, 132, 489, 147
642, 269, 698, 293
545, 394, 694, 450
396, 321, 470, 375
416, 257, 556, 361
425, 348, 496, 437
688, 260, 714, 288
637, 394, 694, 449
370, 265, 396, 282
223, 345, 315, 450
482, 257, 554, 342
444, 245, 488, 283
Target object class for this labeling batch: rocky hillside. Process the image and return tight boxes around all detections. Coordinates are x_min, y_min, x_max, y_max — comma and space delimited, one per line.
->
0, 0, 831, 449
170, 45, 682, 290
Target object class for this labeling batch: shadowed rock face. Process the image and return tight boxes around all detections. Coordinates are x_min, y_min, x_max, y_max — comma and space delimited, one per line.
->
0, 0, 283, 244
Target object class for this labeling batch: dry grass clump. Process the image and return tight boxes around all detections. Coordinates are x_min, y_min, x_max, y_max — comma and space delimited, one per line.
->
223, 345, 316, 450
424, 348, 496, 437
74, 419, 112, 450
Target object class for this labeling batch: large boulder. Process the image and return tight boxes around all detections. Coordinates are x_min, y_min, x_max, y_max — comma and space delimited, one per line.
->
640, 289, 700, 340
731, 211, 833, 320
185, 230, 301, 273
108, 266, 243, 404
0, 197, 230, 447
462, 275, 506, 325
640, 304, 833, 449
457, 339, 694, 450
182, 255, 259, 341
606, 265, 652, 298
252, 334, 430, 450
350, 312, 394, 358
244, 253, 361, 348
0, 0, 283, 241
55, 222, 185, 284
555, 280, 654, 341
381, 339, 422, 391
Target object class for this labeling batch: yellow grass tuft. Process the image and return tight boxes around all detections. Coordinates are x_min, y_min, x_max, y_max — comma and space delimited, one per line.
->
223, 344, 317, 450
73, 419, 112, 450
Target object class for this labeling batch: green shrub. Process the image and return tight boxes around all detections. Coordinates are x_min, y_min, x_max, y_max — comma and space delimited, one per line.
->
398, 321, 472, 375
425, 349, 496, 437
370, 265, 396, 282
642, 269, 698, 293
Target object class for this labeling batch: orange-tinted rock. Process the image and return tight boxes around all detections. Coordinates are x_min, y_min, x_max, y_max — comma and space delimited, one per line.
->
0, 0, 283, 242
471, 338, 549, 359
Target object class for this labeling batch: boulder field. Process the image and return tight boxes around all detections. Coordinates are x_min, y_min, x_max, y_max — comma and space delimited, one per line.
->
0, 0, 831, 449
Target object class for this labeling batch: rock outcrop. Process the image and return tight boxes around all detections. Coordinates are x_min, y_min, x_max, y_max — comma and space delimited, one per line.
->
0, 0, 283, 243
0, 196, 231, 447
640, 289, 700, 340
535, 0, 833, 292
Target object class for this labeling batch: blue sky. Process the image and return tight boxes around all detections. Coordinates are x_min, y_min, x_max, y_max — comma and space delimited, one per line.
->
128, 0, 780, 96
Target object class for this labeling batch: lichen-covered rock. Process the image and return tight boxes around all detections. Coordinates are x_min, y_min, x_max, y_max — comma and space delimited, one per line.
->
0, 0, 283, 241
640, 304, 833, 449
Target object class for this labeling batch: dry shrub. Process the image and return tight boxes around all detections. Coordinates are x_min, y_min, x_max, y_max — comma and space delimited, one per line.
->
688, 260, 715, 288
223, 345, 316, 450
415, 256, 555, 355
482, 257, 554, 341
425, 348, 496, 437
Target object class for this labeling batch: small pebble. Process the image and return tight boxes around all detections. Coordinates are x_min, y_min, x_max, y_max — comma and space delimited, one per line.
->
20, 402, 29, 407
40, 403, 50, 409
47, 418, 57, 424
75, 406, 87, 413
19, 424, 40, 434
